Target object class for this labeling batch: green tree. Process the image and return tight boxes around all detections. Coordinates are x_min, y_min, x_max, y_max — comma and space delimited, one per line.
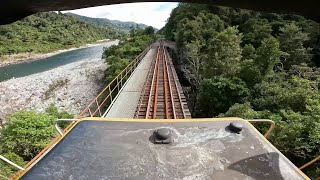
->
45, 104, 74, 119
253, 74, 318, 113
254, 37, 281, 76
0, 111, 56, 160
240, 18, 272, 47
164, 4, 209, 41
203, 27, 243, 78
175, 12, 225, 83
143, 26, 155, 35
278, 23, 312, 69
195, 77, 250, 117
239, 59, 262, 87
241, 44, 256, 60
184, 40, 203, 84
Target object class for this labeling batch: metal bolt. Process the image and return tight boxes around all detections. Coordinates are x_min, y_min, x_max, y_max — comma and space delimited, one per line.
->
154, 128, 171, 140
228, 121, 243, 134
153, 128, 171, 144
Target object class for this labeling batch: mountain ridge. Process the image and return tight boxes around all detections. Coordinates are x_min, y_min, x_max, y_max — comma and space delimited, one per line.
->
0, 12, 123, 56
64, 12, 157, 32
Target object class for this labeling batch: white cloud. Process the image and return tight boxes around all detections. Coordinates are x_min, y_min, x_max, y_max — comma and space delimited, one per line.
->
63, 2, 178, 29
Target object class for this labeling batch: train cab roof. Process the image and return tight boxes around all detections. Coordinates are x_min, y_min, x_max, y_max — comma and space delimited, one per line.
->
13, 118, 308, 179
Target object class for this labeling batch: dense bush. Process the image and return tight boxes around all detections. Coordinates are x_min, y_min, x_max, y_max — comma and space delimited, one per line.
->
195, 77, 250, 117
163, 3, 320, 178
0, 152, 26, 177
0, 105, 73, 177
1, 111, 56, 160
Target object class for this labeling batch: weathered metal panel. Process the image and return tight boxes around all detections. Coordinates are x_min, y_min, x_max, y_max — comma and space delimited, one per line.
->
21, 119, 305, 180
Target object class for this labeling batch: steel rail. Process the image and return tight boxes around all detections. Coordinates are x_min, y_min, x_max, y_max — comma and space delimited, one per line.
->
152, 44, 161, 119
135, 46, 157, 118
165, 48, 186, 119
163, 45, 176, 119
146, 45, 160, 119
162, 45, 170, 119
139, 42, 189, 119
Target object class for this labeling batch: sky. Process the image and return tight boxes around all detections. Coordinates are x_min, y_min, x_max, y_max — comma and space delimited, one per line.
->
63, 2, 178, 29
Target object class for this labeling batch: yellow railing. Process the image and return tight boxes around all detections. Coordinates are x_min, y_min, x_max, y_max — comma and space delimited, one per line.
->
247, 119, 276, 138
299, 155, 320, 170
78, 44, 152, 118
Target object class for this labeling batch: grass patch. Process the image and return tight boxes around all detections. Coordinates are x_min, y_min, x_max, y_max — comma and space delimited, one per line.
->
44, 78, 70, 100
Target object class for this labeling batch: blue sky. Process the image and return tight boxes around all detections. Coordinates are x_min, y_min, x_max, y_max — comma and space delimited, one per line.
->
64, 2, 178, 29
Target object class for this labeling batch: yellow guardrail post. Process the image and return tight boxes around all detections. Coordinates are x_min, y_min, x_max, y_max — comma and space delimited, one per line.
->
247, 119, 276, 138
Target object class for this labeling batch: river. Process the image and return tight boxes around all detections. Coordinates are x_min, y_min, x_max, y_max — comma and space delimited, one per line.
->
0, 40, 118, 82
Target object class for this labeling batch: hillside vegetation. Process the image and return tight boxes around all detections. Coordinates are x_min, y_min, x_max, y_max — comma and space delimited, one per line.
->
0, 12, 123, 56
163, 4, 320, 178
65, 13, 153, 32
103, 26, 158, 82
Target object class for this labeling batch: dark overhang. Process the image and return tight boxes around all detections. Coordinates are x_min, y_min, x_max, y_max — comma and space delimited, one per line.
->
0, 0, 319, 25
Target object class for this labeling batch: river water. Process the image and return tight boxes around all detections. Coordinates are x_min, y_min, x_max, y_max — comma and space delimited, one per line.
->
0, 40, 118, 82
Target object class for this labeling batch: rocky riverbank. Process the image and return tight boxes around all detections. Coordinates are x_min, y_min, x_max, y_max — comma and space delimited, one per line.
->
0, 39, 111, 67
0, 57, 108, 119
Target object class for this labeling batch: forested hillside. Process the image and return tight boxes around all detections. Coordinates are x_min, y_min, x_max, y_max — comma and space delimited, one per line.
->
65, 13, 153, 32
0, 12, 123, 56
163, 4, 320, 178
103, 26, 158, 82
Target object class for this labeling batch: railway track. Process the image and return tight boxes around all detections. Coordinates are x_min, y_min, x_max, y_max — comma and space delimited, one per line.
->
136, 41, 191, 119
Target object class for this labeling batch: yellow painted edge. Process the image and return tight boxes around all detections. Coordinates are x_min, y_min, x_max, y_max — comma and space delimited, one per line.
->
14, 121, 80, 179
17, 117, 309, 179
80, 117, 243, 122
15, 117, 241, 179
245, 121, 310, 180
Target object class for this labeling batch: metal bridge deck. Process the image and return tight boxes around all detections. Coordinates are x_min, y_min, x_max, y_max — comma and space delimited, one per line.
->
103, 47, 156, 118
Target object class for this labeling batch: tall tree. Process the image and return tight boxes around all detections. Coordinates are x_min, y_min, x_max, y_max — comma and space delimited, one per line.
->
240, 18, 273, 47
254, 37, 281, 76
204, 26, 243, 78
278, 23, 312, 69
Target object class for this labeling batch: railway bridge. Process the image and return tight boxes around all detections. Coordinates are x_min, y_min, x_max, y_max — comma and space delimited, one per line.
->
6, 41, 313, 180
78, 40, 191, 119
